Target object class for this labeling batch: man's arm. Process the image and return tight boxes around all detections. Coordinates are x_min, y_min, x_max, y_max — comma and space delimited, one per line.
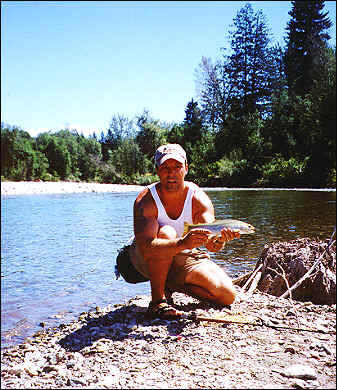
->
192, 187, 216, 224
192, 187, 240, 252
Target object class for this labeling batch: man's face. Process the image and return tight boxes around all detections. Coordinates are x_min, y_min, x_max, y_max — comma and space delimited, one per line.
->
156, 158, 188, 192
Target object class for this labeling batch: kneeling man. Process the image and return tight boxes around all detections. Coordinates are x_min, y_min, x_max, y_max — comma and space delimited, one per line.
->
116, 144, 240, 319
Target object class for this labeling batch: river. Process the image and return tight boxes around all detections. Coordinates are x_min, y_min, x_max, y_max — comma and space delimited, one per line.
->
1, 188, 335, 348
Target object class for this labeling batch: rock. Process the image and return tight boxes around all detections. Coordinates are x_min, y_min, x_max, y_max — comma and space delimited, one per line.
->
282, 364, 317, 380
4, 364, 25, 376
98, 375, 119, 388
24, 362, 40, 377
291, 378, 307, 389
284, 344, 296, 354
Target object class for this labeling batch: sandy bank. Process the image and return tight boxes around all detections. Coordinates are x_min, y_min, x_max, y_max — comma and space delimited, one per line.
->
1, 181, 145, 196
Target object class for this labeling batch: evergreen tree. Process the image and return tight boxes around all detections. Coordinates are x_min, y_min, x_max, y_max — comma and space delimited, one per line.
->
182, 99, 204, 146
224, 3, 277, 114
284, 0, 332, 96
197, 3, 278, 128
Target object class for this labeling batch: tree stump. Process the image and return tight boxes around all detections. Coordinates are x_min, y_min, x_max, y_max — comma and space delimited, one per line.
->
256, 237, 336, 305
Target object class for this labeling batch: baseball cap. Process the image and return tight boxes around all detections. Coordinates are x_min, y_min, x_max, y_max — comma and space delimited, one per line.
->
154, 144, 187, 167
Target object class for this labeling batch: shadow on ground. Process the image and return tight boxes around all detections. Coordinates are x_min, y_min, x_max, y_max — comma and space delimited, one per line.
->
58, 296, 224, 352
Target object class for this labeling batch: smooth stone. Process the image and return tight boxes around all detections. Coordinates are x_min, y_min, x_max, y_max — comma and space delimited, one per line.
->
282, 364, 317, 380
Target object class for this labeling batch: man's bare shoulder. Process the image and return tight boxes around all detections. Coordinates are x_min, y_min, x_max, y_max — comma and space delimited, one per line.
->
188, 181, 214, 222
185, 181, 200, 191
134, 186, 156, 218
186, 181, 210, 203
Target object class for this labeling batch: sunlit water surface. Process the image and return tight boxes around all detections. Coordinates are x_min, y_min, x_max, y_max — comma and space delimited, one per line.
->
1, 189, 335, 348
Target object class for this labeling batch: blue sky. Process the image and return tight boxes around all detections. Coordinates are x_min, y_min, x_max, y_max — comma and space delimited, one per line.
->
1, 1, 336, 138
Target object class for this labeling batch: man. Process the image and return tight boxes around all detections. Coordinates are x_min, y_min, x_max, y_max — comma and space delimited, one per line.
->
116, 144, 240, 319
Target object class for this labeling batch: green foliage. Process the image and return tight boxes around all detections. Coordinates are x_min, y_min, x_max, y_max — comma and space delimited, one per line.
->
1, 126, 48, 180
211, 157, 249, 187
259, 155, 309, 187
224, 3, 277, 114
96, 162, 122, 184
108, 138, 150, 179
136, 110, 167, 158
101, 114, 136, 162
166, 123, 185, 145
327, 169, 336, 188
129, 173, 159, 186
284, 0, 332, 96
182, 99, 204, 146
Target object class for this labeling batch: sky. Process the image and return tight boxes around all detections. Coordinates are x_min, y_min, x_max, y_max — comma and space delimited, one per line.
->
1, 1, 336, 138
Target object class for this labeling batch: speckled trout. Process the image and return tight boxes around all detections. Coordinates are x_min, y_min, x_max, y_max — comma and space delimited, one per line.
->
183, 219, 255, 238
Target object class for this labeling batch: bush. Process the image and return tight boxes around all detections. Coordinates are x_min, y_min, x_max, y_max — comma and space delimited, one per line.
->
327, 169, 336, 188
212, 157, 249, 186
131, 173, 158, 186
97, 162, 123, 184
260, 155, 308, 187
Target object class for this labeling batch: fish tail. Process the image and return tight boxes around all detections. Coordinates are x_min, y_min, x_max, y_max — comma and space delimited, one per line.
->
183, 221, 189, 236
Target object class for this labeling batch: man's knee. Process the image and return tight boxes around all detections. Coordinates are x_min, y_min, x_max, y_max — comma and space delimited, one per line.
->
157, 225, 177, 239
185, 263, 237, 305
216, 284, 236, 305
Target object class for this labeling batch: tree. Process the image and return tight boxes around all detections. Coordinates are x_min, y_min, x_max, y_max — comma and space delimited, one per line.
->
77, 135, 103, 181
197, 3, 279, 126
100, 114, 135, 162
1, 126, 48, 180
166, 123, 185, 145
36, 133, 71, 180
108, 138, 147, 180
195, 56, 232, 129
135, 110, 167, 158
284, 0, 332, 96
182, 99, 204, 146
225, 4, 274, 113
108, 114, 135, 146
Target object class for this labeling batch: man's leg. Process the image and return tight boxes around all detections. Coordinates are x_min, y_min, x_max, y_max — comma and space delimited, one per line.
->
183, 261, 236, 306
146, 225, 177, 303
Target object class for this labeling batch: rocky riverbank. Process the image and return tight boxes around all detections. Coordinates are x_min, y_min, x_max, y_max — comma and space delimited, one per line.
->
1, 290, 336, 389
1, 181, 145, 196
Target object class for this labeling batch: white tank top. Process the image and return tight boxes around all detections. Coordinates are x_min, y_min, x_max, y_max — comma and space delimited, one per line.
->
149, 182, 195, 237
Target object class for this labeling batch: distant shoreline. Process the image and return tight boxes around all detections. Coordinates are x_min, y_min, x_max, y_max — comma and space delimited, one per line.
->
1, 181, 335, 196
1, 181, 145, 196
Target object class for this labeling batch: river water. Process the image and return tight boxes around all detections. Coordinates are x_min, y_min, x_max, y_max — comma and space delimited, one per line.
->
1, 188, 335, 348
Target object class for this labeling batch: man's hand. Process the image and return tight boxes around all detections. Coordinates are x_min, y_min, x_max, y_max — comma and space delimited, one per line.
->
205, 228, 240, 252
220, 227, 241, 242
181, 228, 212, 250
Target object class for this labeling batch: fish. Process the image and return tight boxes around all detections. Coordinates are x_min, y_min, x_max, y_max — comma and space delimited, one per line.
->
183, 218, 255, 238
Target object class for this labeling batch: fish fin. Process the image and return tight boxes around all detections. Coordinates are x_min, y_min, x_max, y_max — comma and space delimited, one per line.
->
183, 222, 189, 236
207, 233, 220, 241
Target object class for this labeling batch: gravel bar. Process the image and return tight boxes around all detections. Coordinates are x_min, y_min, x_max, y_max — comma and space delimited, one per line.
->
1, 181, 145, 196
1, 290, 336, 389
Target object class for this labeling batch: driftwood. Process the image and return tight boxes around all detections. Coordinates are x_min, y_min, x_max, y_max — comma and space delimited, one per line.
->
233, 270, 253, 286
234, 229, 336, 305
256, 230, 336, 305
233, 264, 263, 302
279, 228, 335, 299
246, 269, 262, 297
241, 264, 262, 291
